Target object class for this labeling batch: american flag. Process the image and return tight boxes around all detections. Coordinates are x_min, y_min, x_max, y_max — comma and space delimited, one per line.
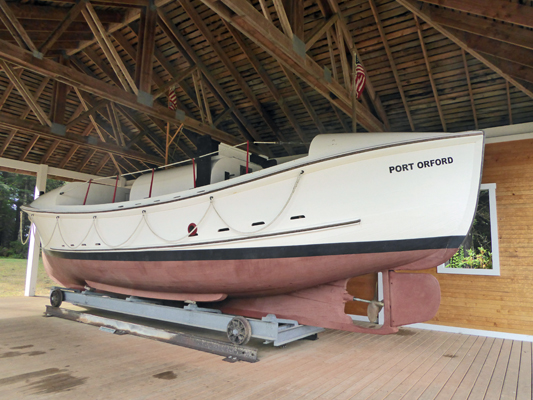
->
168, 87, 178, 110
354, 53, 366, 99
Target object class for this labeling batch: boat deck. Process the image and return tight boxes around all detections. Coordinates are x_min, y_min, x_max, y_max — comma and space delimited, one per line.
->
0, 296, 531, 399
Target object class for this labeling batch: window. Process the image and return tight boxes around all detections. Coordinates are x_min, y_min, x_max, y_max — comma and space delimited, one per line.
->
437, 183, 500, 276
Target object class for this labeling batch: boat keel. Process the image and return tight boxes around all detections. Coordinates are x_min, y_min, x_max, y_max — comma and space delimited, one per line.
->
217, 270, 441, 335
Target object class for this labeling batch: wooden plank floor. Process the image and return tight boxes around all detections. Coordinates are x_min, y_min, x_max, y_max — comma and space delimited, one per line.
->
0, 297, 531, 400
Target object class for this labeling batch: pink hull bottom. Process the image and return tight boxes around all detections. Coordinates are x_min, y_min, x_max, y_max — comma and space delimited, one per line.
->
218, 272, 441, 334
43, 245, 453, 333
43, 247, 455, 300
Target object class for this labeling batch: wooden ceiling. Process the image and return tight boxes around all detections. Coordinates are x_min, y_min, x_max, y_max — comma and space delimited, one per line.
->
0, 0, 532, 178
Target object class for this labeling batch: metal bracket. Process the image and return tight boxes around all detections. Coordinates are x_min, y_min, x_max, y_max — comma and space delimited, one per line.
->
51, 123, 66, 136
137, 90, 154, 107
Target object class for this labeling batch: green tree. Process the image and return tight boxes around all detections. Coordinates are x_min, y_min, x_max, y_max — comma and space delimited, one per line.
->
0, 171, 64, 258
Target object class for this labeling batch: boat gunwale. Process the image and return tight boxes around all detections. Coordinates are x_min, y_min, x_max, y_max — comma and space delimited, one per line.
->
46, 218, 363, 253
22, 131, 484, 215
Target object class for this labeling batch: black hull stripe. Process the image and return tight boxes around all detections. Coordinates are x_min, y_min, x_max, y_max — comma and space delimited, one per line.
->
45, 236, 464, 262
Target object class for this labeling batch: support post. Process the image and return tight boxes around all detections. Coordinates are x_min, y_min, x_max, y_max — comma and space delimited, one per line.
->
24, 163, 48, 297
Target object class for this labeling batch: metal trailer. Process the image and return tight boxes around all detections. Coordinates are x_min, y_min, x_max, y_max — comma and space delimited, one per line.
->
48, 287, 324, 360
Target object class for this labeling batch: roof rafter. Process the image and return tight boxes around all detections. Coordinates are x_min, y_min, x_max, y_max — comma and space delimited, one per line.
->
0, 112, 161, 164
414, 16, 446, 131
225, 22, 311, 142
157, 10, 272, 157
66, 0, 173, 56
198, 0, 385, 133
305, 14, 338, 51
136, 0, 157, 94
0, 38, 245, 146
39, 0, 88, 56
369, 0, 414, 131
447, 28, 533, 71
82, 2, 137, 93
0, 60, 52, 126
396, 0, 533, 99
421, 4, 533, 52
177, 0, 294, 155
0, 0, 38, 52
324, 0, 390, 130
461, 50, 478, 130
417, 0, 533, 29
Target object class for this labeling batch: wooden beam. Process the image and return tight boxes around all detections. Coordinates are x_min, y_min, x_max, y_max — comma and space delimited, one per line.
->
66, 0, 173, 56
335, 21, 351, 93
414, 17, 446, 131
157, 11, 272, 155
226, 22, 311, 142
305, 14, 338, 51
461, 50, 478, 130
0, 38, 244, 146
272, 0, 293, 39
326, 29, 338, 82
19, 136, 39, 161
152, 48, 202, 111
66, 99, 109, 129
79, 47, 121, 87
282, 65, 327, 135
0, 68, 22, 111
76, 148, 96, 172
74, 88, 123, 173
198, 0, 385, 132
111, 29, 197, 160
447, 28, 533, 70
417, 0, 533, 30
213, 107, 232, 126
199, 73, 213, 126
191, 70, 206, 124
0, 0, 38, 52
0, 75, 50, 158
39, 0, 88, 56
0, 112, 162, 164
137, 0, 157, 94
151, 65, 197, 100
285, 0, 304, 40
177, 1, 293, 155
0, 60, 52, 126
396, 0, 533, 99
108, 102, 126, 147
325, 0, 389, 130
422, 4, 533, 52
258, 0, 272, 22
82, 2, 137, 93
50, 55, 69, 125
481, 55, 533, 85
7, 3, 122, 23
369, 0, 414, 131
92, 153, 110, 174
0, 129, 15, 156
40, 140, 60, 164
59, 145, 79, 168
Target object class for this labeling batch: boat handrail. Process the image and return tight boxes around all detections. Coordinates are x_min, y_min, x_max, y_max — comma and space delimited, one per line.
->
58, 141, 250, 197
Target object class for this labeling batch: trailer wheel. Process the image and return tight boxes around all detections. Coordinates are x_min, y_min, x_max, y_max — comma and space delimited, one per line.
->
227, 316, 251, 345
50, 289, 63, 308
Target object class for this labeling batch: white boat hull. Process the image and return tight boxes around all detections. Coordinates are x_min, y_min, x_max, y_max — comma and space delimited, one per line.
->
25, 132, 484, 301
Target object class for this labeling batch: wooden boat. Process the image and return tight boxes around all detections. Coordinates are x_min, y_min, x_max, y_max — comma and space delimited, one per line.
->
23, 131, 484, 334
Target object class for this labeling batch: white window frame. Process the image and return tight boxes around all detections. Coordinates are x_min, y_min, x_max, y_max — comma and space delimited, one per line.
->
437, 183, 500, 276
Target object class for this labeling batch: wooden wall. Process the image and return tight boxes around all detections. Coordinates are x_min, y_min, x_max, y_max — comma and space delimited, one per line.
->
423, 138, 533, 335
